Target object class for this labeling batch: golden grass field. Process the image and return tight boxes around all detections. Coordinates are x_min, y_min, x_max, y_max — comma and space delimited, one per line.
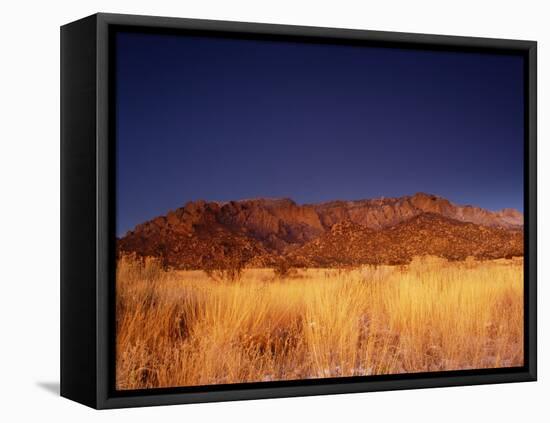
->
115, 255, 524, 390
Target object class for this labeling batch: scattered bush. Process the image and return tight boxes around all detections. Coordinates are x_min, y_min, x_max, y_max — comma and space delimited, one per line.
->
273, 259, 296, 279
203, 255, 245, 282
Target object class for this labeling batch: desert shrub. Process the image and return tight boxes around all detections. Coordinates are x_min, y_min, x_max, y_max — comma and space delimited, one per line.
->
203, 255, 245, 282
273, 259, 296, 279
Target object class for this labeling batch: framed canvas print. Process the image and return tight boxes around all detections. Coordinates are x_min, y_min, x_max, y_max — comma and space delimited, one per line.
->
60, 13, 537, 409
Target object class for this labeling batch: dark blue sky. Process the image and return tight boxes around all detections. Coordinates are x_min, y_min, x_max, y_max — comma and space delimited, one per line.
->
116, 31, 524, 236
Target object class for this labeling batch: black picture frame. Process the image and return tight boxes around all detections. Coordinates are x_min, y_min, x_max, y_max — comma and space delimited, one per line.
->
61, 12, 537, 409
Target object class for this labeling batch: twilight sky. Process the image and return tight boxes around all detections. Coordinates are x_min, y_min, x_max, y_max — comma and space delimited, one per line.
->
115, 31, 524, 236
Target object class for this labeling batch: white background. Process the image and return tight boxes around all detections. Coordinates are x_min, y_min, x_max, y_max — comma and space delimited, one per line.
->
0, 0, 547, 421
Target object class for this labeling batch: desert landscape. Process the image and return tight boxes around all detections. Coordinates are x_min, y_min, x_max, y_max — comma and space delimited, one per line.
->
115, 193, 524, 389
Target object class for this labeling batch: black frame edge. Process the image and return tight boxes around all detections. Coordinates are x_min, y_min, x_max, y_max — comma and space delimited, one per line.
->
100, 371, 537, 409
95, 12, 536, 48
60, 14, 99, 409
526, 42, 537, 381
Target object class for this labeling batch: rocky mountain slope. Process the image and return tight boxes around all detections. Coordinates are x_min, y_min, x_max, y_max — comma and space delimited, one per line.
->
285, 213, 523, 267
117, 193, 524, 269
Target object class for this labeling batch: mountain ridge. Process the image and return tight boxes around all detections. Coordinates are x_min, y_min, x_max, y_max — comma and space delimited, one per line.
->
117, 193, 523, 269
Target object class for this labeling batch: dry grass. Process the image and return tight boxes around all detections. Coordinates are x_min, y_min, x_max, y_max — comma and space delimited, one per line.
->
115, 255, 524, 389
